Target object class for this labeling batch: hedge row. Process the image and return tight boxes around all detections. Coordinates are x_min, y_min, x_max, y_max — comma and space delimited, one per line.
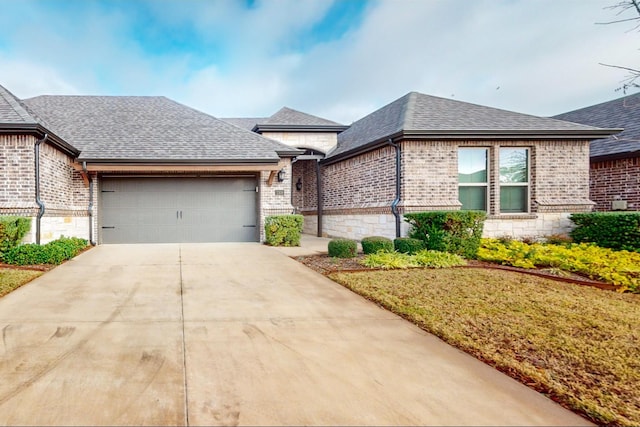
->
570, 212, 640, 252
1, 237, 88, 265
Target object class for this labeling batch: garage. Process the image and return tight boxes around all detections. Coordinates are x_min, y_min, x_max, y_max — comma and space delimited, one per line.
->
100, 177, 258, 244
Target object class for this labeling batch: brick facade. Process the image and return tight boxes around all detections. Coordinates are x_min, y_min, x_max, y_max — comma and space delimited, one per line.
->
590, 156, 640, 211
0, 135, 91, 243
302, 138, 594, 240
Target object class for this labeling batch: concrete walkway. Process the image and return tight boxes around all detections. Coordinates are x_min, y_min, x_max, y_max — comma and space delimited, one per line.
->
0, 243, 590, 426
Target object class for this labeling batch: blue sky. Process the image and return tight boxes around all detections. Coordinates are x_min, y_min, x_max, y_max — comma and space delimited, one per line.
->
0, 0, 637, 123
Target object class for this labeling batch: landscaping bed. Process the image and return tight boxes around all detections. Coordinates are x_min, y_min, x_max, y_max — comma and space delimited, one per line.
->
296, 254, 616, 290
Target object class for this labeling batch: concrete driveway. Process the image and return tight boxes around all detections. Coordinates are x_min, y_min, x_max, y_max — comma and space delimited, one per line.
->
0, 243, 590, 426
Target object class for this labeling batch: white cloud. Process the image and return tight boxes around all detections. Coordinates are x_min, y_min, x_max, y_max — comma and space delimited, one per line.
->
0, 0, 637, 124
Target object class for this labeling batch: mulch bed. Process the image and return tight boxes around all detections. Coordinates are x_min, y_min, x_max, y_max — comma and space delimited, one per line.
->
294, 254, 619, 292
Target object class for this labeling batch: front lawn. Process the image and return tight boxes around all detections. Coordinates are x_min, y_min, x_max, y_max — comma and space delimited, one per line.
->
328, 268, 640, 426
0, 268, 42, 298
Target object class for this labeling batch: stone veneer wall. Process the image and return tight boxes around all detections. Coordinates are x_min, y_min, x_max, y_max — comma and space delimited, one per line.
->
0, 135, 91, 243
590, 156, 640, 212
261, 131, 337, 154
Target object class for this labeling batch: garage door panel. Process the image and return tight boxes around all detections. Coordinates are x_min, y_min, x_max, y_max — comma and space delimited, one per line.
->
101, 177, 258, 244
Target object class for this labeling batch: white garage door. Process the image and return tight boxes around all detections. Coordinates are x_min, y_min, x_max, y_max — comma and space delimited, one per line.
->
100, 177, 258, 243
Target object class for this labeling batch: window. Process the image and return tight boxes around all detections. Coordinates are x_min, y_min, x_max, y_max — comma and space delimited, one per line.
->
458, 148, 488, 211
499, 148, 529, 213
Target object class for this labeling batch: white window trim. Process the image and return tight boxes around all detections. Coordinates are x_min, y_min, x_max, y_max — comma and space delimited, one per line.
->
498, 147, 531, 214
458, 147, 490, 212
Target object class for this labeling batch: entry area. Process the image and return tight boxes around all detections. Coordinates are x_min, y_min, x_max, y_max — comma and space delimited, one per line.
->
100, 177, 258, 243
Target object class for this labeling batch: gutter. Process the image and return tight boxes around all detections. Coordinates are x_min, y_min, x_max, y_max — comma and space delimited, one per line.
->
322, 128, 624, 165
386, 138, 401, 238
82, 162, 96, 246
316, 159, 323, 237
34, 133, 48, 245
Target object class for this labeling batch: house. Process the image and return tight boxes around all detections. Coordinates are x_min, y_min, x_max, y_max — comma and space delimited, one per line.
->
0, 83, 619, 245
553, 92, 639, 212
0, 85, 303, 244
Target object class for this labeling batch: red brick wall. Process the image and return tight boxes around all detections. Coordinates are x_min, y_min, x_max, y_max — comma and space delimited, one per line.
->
590, 156, 640, 211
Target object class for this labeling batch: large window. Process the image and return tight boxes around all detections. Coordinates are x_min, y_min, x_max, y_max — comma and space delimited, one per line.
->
499, 148, 529, 213
458, 148, 488, 211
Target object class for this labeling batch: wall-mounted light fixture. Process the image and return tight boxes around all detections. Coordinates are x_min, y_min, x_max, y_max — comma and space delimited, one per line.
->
277, 169, 285, 182
295, 177, 302, 191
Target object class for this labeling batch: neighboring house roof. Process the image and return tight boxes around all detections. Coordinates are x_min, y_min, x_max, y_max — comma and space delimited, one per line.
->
326, 92, 620, 163
0, 85, 78, 156
552, 92, 640, 161
222, 107, 346, 133
220, 117, 268, 130
23, 95, 301, 163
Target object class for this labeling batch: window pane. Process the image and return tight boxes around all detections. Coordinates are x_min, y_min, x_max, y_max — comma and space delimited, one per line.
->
459, 186, 487, 211
500, 148, 528, 183
500, 186, 527, 213
458, 148, 487, 183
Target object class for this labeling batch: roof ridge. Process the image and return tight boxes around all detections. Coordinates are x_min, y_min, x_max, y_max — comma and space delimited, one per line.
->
401, 92, 418, 130
0, 84, 38, 124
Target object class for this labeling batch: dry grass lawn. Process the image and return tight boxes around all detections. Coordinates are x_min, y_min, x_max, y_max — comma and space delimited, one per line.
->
0, 268, 42, 298
328, 268, 640, 426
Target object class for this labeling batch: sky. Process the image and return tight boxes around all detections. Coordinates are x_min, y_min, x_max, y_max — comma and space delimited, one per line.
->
0, 0, 637, 124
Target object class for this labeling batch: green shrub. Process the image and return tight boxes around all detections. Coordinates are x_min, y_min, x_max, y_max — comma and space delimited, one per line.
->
570, 212, 640, 252
413, 250, 466, 268
361, 236, 393, 254
2, 236, 88, 266
328, 239, 357, 258
0, 216, 31, 254
394, 237, 425, 254
404, 211, 487, 259
360, 251, 413, 269
264, 215, 304, 247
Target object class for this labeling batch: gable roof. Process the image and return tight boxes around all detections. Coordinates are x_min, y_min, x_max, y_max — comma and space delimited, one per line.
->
552, 92, 640, 160
23, 95, 302, 163
0, 85, 78, 156
326, 92, 620, 163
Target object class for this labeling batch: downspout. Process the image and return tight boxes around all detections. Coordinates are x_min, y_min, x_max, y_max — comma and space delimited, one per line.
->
386, 138, 401, 238
83, 162, 96, 246
34, 133, 48, 245
316, 159, 323, 237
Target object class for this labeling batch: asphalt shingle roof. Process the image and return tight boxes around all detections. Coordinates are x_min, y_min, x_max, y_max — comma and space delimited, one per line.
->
262, 107, 343, 127
552, 92, 640, 159
328, 92, 615, 161
219, 117, 267, 130
23, 95, 300, 162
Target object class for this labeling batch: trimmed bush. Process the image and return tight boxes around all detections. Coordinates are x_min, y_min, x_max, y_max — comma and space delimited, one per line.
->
570, 212, 640, 252
394, 237, 425, 254
0, 216, 31, 254
2, 236, 88, 266
361, 236, 393, 254
264, 214, 304, 247
328, 239, 357, 258
404, 210, 487, 259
